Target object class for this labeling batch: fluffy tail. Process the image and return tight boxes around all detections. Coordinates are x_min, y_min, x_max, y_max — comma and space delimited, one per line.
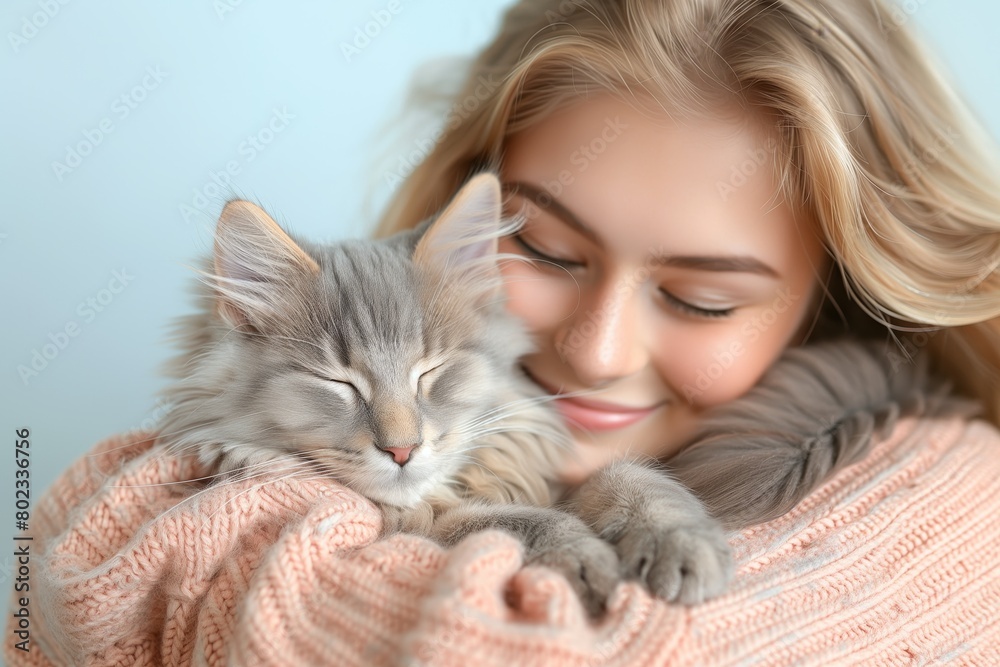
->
667, 338, 979, 531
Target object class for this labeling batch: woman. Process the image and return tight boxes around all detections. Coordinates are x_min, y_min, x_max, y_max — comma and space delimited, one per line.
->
377, 0, 1000, 439
12, 1, 1000, 665
372, 0, 1000, 658
375, 0, 1000, 525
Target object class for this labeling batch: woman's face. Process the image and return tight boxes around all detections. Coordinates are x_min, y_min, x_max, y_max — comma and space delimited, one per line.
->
497, 94, 829, 483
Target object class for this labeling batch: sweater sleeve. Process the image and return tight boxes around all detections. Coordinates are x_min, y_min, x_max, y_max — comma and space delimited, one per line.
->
7, 416, 1000, 667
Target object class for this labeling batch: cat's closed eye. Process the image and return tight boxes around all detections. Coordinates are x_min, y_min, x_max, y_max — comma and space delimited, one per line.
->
319, 376, 358, 390
304, 371, 363, 403
159, 176, 562, 515
414, 362, 445, 393
307, 361, 447, 399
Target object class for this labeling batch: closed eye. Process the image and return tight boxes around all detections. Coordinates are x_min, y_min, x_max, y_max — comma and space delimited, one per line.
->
416, 363, 445, 392
309, 372, 359, 393
658, 290, 736, 319
420, 364, 444, 379
512, 234, 583, 269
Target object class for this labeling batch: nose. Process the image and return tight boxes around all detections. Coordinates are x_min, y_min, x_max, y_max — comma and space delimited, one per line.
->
374, 392, 422, 466
382, 444, 418, 466
555, 276, 649, 386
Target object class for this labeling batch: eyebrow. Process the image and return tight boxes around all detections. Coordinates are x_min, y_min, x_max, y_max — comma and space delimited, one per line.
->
502, 180, 781, 279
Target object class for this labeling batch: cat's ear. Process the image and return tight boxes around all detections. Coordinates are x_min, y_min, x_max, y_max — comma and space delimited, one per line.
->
413, 173, 505, 301
212, 200, 320, 330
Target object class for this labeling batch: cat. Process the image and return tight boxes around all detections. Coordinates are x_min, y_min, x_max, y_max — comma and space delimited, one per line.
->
155, 171, 959, 617
156, 173, 649, 615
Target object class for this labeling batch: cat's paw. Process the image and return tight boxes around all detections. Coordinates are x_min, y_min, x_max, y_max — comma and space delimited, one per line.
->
613, 519, 732, 605
429, 503, 622, 617
526, 531, 621, 617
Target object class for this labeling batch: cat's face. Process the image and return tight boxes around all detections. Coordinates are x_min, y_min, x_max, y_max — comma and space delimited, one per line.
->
190, 175, 536, 508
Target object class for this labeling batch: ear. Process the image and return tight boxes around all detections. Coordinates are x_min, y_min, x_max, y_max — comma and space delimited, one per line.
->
212, 200, 320, 330
413, 173, 504, 302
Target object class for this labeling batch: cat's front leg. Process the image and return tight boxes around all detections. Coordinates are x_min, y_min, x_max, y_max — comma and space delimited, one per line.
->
565, 460, 733, 605
429, 502, 621, 617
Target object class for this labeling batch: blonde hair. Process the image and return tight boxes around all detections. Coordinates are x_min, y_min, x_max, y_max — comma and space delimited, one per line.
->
373, 0, 1000, 425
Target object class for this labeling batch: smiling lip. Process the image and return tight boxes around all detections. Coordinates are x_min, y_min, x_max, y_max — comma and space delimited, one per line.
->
523, 367, 663, 432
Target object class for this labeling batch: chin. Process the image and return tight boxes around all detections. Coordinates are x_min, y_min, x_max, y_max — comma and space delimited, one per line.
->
350, 465, 436, 509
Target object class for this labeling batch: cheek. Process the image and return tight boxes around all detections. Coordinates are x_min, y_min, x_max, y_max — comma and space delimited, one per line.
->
423, 354, 497, 429
498, 240, 577, 333
663, 294, 810, 407
426, 358, 481, 407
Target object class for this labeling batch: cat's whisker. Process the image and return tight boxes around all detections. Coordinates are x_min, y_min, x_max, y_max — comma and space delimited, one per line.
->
133, 452, 309, 509
454, 401, 569, 441
162, 459, 320, 515
113, 456, 309, 494
231, 328, 328, 354
459, 385, 613, 431
171, 459, 332, 518
459, 429, 572, 452
153, 180, 581, 532
108, 472, 226, 490
84, 434, 163, 459
456, 414, 571, 438
291, 454, 351, 478
153, 410, 292, 452
457, 413, 573, 440
456, 416, 568, 445
457, 394, 565, 431
203, 476, 285, 522
150, 410, 273, 450
459, 396, 546, 426
141, 388, 259, 442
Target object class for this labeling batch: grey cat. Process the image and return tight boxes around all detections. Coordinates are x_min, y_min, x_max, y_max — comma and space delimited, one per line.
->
156, 172, 960, 616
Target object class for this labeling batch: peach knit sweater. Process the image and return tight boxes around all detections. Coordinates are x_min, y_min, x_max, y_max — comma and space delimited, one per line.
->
7, 416, 1000, 666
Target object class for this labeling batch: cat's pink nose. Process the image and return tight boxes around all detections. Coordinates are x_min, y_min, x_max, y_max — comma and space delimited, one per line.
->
384, 446, 416, 465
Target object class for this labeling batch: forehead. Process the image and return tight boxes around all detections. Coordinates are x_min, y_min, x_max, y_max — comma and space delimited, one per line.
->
310, 241, 423, 348
307, 239, 482, 361
500, 94, 819, 273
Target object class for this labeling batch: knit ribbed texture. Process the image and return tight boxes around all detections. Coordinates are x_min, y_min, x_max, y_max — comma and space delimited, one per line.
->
6, 416, 1000, 666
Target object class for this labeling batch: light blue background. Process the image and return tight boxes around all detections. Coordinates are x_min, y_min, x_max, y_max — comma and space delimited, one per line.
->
1, 0, 998, 629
